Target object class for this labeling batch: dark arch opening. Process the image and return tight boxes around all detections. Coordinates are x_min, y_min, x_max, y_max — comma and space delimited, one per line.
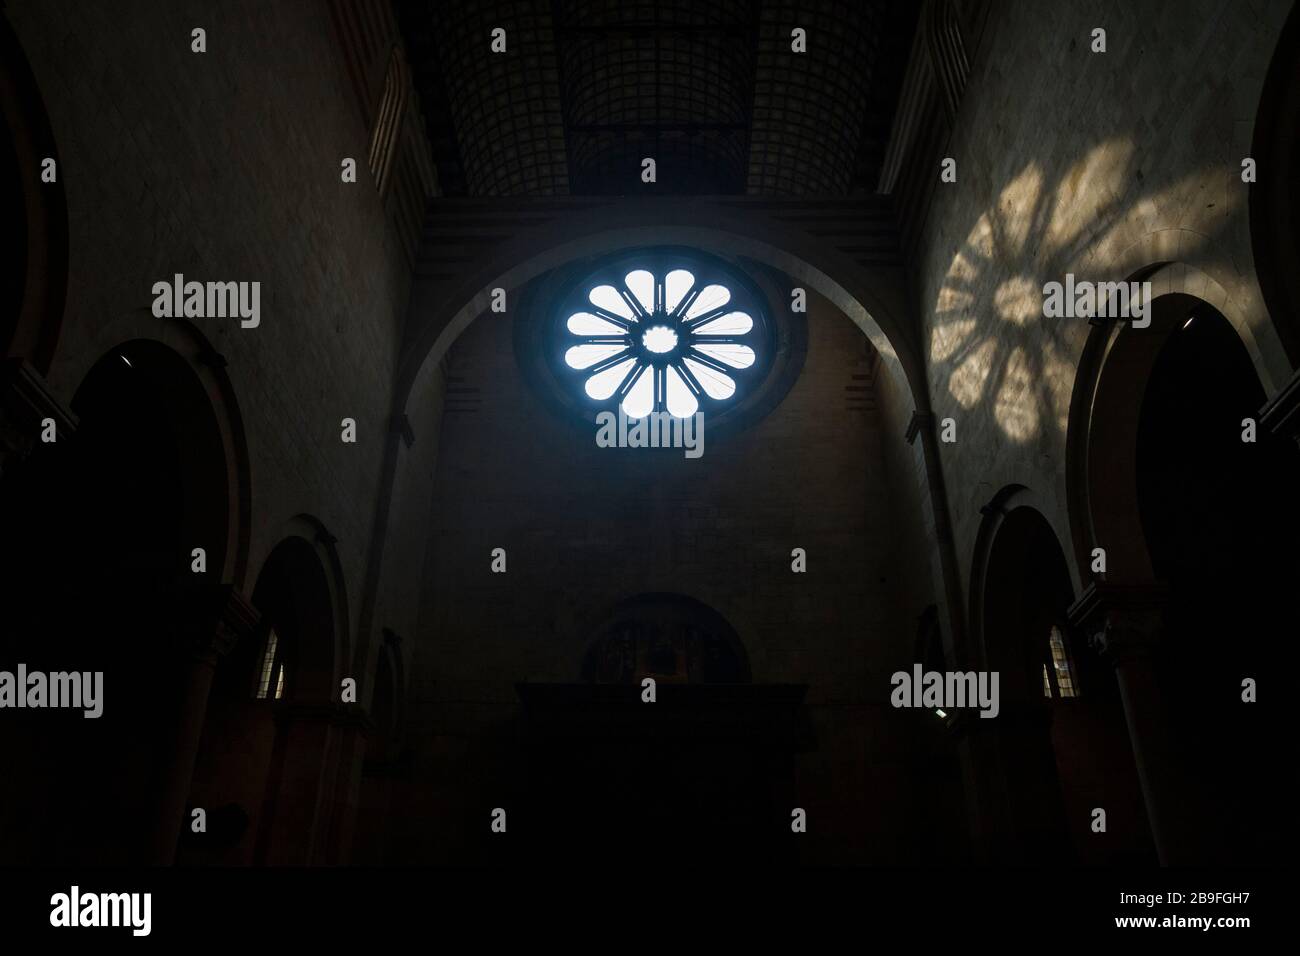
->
243, 537, 336, 705
1134, 303, 1299, 864
981, 505, 1153, 864
0, 340, 230, 864
580, 591, 752, 684
980, 506, 1075, 863
184, 534, 338, 865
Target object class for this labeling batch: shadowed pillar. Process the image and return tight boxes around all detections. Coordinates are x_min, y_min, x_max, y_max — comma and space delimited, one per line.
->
1070, 584, 1190, 865
149, 584, 259, 864
254, 702, 370, 865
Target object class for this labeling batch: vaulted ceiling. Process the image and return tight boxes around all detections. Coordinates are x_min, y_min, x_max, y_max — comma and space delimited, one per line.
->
396, 0, 919, 197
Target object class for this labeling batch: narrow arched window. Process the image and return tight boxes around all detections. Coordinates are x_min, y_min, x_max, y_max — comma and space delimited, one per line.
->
1042, 624, 1077, 699
255, 627, 286, 701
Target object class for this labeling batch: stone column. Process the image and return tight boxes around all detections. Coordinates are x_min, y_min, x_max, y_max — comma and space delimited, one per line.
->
907, 410, 968, 665
258, 702, 371, 865
1069, 584, 1191, 865
951, 711, 1012, 864
316, 707, 371, 865
148, 584, 259, 864
952, 701, 1070, 864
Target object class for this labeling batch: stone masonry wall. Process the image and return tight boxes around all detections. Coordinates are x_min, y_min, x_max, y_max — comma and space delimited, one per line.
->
916, 0, 1294, 602
7, 0, 418, 658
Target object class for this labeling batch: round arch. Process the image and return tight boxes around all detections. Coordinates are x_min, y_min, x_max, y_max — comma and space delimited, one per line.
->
184, 517, 350, 866
0, 334, 241, 865
970, 494, 1077, 698
969, 490, 1154, 864
970, 484, 1085, 623
1066, 259, 1287, 585
49, 311, 251, 585
966, 496, 1076, 863
1067, 285, 1297, 863
397, 210, 927, 422
579, 591, 752, 684
0, 11, 68, 373
246, 514, 351, 700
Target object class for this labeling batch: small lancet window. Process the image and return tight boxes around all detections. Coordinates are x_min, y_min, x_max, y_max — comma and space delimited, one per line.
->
1042, 625, 1077, 699
256, 627, 286, 701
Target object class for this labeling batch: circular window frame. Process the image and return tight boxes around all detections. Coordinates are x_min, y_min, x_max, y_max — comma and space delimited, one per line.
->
514, 246, 805, 441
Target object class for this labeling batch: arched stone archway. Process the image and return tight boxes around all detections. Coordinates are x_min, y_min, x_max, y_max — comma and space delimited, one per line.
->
184, 521, 357, 866
967, 488, 1153, 864
390, 203, 967, 668
0, 338, 242, 864
579, 591, 752, 684
1066, 286, 1299, 864
248, 514, 353, 696
966, 496, 1072, 862
1067, 263, 1289, 583
43, 313, 252, 584
377, 208, 965, 866
0, 10, 68, 374
398, 206, 924, 417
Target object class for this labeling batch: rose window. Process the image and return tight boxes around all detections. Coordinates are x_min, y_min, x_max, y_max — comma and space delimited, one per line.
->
556, 253, 770, 419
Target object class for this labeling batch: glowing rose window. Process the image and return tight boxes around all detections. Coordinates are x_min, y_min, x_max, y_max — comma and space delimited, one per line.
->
556, 253, 770, 420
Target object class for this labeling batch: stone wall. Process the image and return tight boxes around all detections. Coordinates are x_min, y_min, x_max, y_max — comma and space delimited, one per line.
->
915, 0, 1294, 602
6, 0, 420, 651
394, 285, 942, 861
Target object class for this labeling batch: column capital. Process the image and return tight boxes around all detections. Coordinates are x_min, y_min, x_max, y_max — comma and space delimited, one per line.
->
1067, 581, 1165, 665
1259, 365, 1300, 445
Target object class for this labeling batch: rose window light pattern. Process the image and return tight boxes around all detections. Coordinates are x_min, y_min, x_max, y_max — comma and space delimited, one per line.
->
561, 264, 763, 420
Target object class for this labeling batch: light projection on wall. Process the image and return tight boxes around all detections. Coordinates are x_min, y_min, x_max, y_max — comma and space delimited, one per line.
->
928, 139, 1241, 444
556, 253, 769, 420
